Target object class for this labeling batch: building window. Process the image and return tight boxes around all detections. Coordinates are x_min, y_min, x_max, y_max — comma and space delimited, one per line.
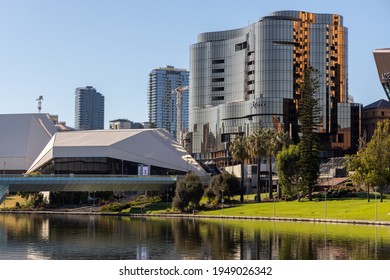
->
212, 87, 224, 92
212, 96, 224, 101
212, 68, 224, 73
212, 59, 225, 64
235, 41, 247, 51
212, 77, 225, 82
338, 134, 344, 143
221, 133, 230, 142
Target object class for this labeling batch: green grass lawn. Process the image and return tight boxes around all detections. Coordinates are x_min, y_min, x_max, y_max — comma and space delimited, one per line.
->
4, 193, 389, 223
197, 198, 390, 221
131, 192, 390, 222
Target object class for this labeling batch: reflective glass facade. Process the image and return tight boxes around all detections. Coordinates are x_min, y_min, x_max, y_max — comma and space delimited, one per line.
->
35, 157, 186, 176
189, 11, 360, 165
147, 66, 189, 139
75, 86, 105, 130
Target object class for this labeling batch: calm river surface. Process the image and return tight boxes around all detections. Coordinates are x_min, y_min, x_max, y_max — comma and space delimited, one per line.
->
1, 213, 389, 260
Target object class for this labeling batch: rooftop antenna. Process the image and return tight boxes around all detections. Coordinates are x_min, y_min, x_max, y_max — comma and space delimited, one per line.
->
36, 95, 43, 113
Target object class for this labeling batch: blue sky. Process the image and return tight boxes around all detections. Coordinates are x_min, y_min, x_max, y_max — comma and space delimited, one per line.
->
0, 0, 389, 128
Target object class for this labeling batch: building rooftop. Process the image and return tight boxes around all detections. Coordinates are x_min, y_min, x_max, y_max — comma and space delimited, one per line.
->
27, 128, 206, 175
363, 99, 390, 110
0, 113, 58, 171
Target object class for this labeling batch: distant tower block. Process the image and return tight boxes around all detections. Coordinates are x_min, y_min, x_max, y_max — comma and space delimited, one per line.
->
36, 95, 43, 113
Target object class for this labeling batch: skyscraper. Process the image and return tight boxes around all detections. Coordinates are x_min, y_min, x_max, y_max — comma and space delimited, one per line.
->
75, 86, 105, 130
147, 65, 189, 140
189, 10, 361, 165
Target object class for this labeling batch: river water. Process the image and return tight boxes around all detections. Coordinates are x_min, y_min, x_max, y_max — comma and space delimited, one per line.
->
0, 214, 389, 260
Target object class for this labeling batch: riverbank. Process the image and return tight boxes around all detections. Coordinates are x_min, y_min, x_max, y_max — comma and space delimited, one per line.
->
2, 195, 390, 226
1, 208, 390, 227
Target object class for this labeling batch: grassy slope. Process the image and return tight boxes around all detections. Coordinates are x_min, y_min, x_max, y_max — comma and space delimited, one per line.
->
1, 195, 26, 209
197, 198, 390, 221
3, 194, 389, 223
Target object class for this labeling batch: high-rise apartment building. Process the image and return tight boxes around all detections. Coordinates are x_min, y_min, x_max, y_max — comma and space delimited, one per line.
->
189, 10, 361, 165
75, 86, 105, 130
147, 66, 189, 140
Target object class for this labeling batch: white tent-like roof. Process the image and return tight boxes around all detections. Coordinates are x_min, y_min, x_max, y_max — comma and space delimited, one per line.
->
27, 128, 206, 175
0, 114, 57, 172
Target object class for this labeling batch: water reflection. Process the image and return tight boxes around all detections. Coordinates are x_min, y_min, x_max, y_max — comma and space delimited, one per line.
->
0, 214, 389, 260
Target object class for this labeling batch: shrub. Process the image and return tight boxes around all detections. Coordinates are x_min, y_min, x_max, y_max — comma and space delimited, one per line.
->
173, 173, 204, 211
208, 172, 240, 202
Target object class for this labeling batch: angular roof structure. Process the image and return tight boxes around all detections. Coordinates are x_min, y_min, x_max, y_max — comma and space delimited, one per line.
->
27, 128, 206, 176
373, 48, 390, 100
0, 114, 57, 172
363, 99, 390, 110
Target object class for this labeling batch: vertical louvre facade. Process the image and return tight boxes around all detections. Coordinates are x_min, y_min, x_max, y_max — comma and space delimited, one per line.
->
147, 66, 189, 138
373, 48, 390, 100
189, 10, 360, 165
75, 86, 105, 130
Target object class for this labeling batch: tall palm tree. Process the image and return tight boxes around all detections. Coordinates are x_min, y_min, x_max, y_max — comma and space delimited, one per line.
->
247, 129, 268, 202
229, 135, 248, 202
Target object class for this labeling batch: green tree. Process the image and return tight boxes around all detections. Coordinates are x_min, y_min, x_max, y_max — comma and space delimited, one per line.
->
276, 144, 301, 199
208, 172, 241, 202
361, 120, 390, 202
229, 135, 248, 202
173, 173, 204, 211
208, 174, 225, 202
18, 192, 47, 209
297, 66, 321, 201
265, 130, 291, 199
247, 129, 268, 202
346, 134, 371, 201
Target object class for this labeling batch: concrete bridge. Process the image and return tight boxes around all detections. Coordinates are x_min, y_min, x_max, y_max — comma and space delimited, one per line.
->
0, 174, 178, 203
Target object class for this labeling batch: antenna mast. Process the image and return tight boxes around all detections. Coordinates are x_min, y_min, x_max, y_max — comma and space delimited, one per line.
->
36, 95, 43, 113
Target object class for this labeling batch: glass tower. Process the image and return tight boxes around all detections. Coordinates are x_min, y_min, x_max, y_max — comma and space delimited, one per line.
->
75, 86, 105, 130
147, 66, 189, 140
189, 10, 361, 165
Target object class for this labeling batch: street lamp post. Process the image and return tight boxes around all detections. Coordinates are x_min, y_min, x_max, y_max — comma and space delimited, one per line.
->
273, 195, 276, 219
374, 187, 378, 221
221, 190, 224, 214
324, 187, 327, 219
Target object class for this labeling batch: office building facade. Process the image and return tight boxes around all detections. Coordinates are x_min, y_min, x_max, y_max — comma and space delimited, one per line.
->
373, 48, 390, 100
189, 10, 361, 166
75, 86, 105, 130
109, 119, 144, 130
147, 66, 189, 140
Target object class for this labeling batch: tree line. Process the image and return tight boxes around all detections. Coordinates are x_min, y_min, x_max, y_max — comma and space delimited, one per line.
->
347, 119, 390, 202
